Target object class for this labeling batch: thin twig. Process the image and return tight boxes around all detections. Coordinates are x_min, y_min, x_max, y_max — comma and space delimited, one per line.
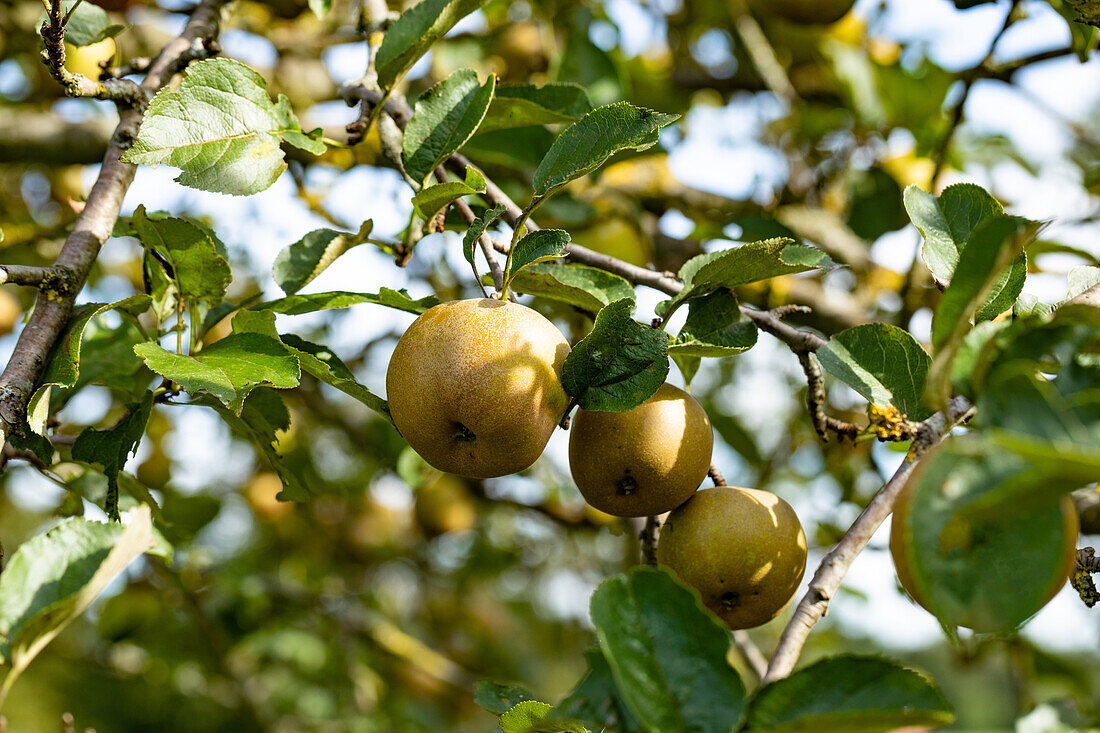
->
1072, 547, 1099, 608
797, 351, 829, 441
708, 464, 727, 487
732, 630, 769, 684
929, 0, 1021, 188
432, 164, 504, 294
762, 396, 975, 683
640, 515, 660, 566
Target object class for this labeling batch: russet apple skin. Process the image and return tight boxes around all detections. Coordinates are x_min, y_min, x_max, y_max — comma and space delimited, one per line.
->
568, 383, 712, 517
386, 298, 570, 479
657, 486, 808, 630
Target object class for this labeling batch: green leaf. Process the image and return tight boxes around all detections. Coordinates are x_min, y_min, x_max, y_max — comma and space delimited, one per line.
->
1048, 0, 1098, 60
202, 389, 309, 502
589, 567, 746, 733
72, 391, 155, 521
976, 364, 1100, 490
893, 442, 1080, 632
480, 82, 593, 132
273, 220, 373, 296
817, 323, 933, 420
509, 229, 569, 278
561, 299, 669, 412
976, 252, 1028, 321
253, 288, 440, 316
657, 239, 830, 318
465, 126, 555, 169
499, 701, 588, 733
308, 0, 332, 18
533, 102, 679, 198
672, 353, 701, 389
130, 206, 231, 305
669, 289, 757, 358
122, 58, 325, 196
462, 204, 506, 279
1067, 264, 1100, 300
411, 167, 486, 221
555, 648, 643, 733
501, 263, 635, 313
402, 69, 496, 185
281, 334, 390, 422
134, 311, 300, 414
40, 0, 125, 47
375, 0, 486, 90
902, 183, 1003, 284
39, 295, 151, 390
0, 506, 159, 701
473, 681, 538, 715
926, 215, 1039, 409
742, 655, 953, 732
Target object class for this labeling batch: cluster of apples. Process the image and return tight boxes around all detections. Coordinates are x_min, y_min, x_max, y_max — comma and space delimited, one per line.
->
386, 298, 808, 630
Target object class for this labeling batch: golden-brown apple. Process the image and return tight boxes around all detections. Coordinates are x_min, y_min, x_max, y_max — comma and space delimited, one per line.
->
386, 298, 570, 478
568, 383, 712, 517
657, 486, 808, 629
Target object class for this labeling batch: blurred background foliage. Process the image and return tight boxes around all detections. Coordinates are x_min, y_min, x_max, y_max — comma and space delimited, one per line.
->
0, 0, 1099, 730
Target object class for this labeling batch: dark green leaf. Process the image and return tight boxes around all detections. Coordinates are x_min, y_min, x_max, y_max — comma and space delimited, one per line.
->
561, 299, 669, 411
273, 220, 373, 296
480, 82, 593, 132
817, 323, 933, 420
253, 288, 440, 316
464, 126, 555, 169
926, 215, 1039, 408
742, 655, 953, 732
160, 493, 222, 545
658, 239, 830, 318
672, 353, 701, 389
473, 681, 537, 715
411, 167, 486, 221
902, 183, 1003, 284
893, 442, 1080, 632
72, 391, 155, 521
462, 204, 506, 278
669, 289, 757, 357
508, 229, 569, 278
501, 263, 635, 313
203, 389, 309, 502
403, 69, 496, 185
975, 252, 1028, 321
375, 0, 486, 89
590, 567, 745, 733
123, 59, 325, 195
281, 334, 390, 422
533, 102, 679, 198
130, 206, 231, 305
554, 648, 643, 733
